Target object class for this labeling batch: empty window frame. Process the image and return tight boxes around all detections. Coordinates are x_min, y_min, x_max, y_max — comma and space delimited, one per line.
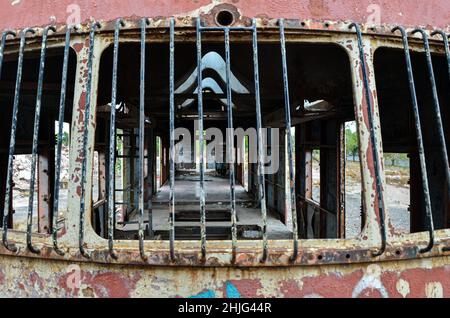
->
0, 43, 76, 237
88, 24, 364, 246
374, 46, 450, 235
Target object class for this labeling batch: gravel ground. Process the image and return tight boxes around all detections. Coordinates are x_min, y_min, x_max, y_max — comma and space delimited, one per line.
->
345, 184, 410, 238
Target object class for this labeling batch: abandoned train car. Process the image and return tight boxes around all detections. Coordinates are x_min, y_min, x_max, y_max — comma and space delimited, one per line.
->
0, 0, 450, 298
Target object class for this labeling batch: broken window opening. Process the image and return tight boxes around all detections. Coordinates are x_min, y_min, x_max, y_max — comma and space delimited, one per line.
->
0, 46, 77, 236
374, 47, 450, 235
90, 27, 363, 246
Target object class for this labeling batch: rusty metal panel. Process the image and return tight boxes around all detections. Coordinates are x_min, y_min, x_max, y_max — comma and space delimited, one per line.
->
0, 1, 449, 299
0, 254, 449, 298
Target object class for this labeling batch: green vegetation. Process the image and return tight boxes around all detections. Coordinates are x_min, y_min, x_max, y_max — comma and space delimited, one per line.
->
55, 132, 70, 147
384, 153, 409, 167
345, 129, 358, 161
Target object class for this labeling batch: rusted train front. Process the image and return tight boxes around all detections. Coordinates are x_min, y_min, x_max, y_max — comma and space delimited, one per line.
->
0, 0, 449, 298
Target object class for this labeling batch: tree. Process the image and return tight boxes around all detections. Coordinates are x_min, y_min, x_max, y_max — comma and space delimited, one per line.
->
346, 129, 358, 161
384, 153, 408, 167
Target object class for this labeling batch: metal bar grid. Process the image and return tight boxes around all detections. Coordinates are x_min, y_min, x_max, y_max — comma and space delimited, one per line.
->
392, 26, 435, 254
26, 25, 56, 254
2, 28, 36, 252
196, 18, 271, 262
0, 19, 448, 263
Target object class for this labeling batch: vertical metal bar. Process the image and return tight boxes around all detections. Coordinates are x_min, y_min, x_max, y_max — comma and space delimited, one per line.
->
349, 23, 387, 257
224, 28, 238, 262
26, 25, 56, 254
252, 19, 269, 262
107, 19, 125, 260
412, 28, 450, 252
196, 17, 207, 260
279, 19, 299, 261
52, 26, 73, 256
2, 28, 35, 252
393, 26, 434, 253
79, 22, 101, 259
138, 17, 149, 261
0, 30, 16, 230
431, 31, 450, 253
431, 31, 450, 85
169, 18, 176, 261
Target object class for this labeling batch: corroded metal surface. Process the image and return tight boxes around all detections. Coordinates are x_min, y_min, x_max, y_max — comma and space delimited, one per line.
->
0, 0, 449, 298
0, 19, 449, 267
1, 0, 450, 31
0, 254, 449, 298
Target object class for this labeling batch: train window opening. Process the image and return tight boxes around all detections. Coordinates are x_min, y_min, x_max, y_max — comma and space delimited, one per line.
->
92, 37, 361, 242
374, 47, 450, 234
0, 46, 77, 234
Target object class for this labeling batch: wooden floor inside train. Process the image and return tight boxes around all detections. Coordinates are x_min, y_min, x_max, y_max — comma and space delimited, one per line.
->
117, 171, 292, 241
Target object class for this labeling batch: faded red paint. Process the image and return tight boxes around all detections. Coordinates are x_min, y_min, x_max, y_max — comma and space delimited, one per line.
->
1, 1, 450, 31
280, 270, 363, 298
223, 279, 264, 298
58, 270, 141, 298
29, 271, 45, 290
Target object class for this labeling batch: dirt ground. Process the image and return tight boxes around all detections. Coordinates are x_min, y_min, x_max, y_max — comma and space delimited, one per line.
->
344, 161, 410, 238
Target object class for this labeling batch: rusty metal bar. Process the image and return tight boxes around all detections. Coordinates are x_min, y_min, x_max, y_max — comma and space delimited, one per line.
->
26, 25, 56, 254
2, 28, 35, 252
79, 21, 101, 259
169, 17, 176, 261
52, 26, 73, 256
349, 23, 387, 257
107, 19, 125, 260
411, 29, 450, 252
393, 26, 434, 254
251, 19, 269, 262
431, 30, 450, 251
223, 28, 238, 262
138, 17, 149, 261
0, 30, 16, 230
430, 30, 450, 253
279, 19, 299, 261
196, 17, 207, 260
430, 31, 450, 85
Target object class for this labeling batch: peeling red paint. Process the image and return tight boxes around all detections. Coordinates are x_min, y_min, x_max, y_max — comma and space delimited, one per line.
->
58, 269, 141, 298
224, 279, 264, 298
1, 1, 450, 31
